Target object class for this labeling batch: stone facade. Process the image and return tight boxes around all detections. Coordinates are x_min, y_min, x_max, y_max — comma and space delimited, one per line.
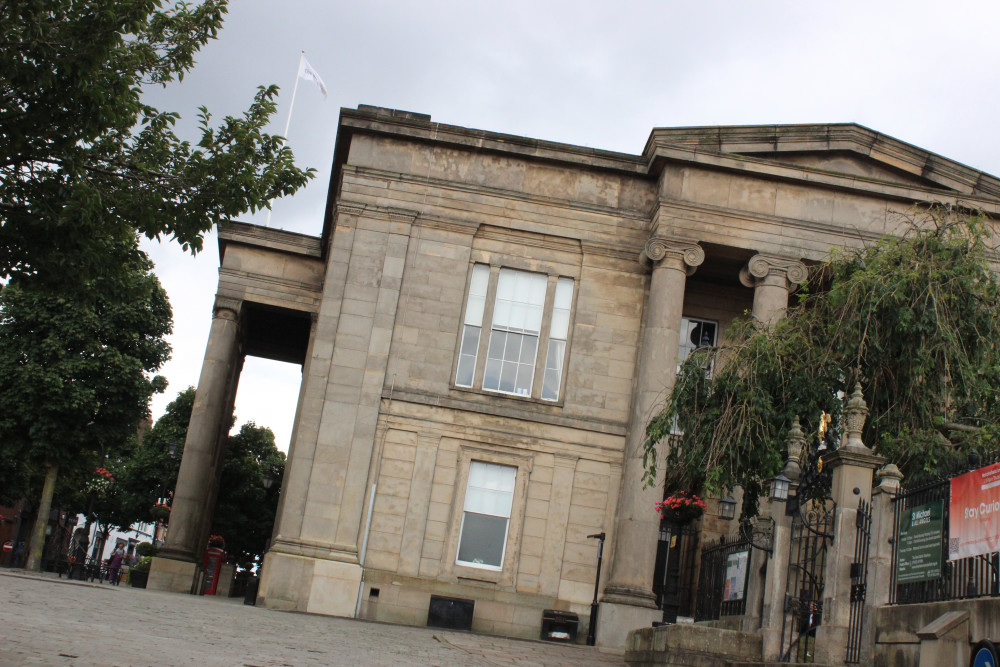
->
148, 106, 1000, 649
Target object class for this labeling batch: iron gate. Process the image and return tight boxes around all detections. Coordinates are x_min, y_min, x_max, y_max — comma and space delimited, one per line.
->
780, 503, 834, 663
780, 426, 836, 663
652, 520, 699, 622
846, 498, 872, 663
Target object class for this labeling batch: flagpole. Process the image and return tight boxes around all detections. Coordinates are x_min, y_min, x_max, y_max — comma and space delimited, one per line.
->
266, 51, 305, 228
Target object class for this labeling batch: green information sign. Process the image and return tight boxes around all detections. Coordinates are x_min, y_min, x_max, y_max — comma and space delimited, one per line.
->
896, 499, 944, 584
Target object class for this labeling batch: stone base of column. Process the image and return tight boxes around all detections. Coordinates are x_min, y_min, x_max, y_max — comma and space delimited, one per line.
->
595, 600, 662, 650
147, 556, 199, 594
258, 550, 362, 617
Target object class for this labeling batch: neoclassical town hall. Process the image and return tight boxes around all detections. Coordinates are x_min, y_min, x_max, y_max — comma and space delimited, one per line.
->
148, 106, 1000, 648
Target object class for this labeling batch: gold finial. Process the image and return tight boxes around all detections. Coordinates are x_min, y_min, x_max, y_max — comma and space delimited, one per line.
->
817, 411, 832, 439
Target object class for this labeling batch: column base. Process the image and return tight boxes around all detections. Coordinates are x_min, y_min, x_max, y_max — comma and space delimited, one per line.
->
258, 550, 362, 617
147, 556, 199, 594
595, 601, 662, 650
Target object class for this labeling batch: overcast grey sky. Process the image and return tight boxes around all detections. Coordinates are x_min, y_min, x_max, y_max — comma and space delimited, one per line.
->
141, 0, 1000, 451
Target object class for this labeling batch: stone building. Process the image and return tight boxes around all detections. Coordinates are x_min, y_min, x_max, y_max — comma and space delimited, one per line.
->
148, 106, 1000, 648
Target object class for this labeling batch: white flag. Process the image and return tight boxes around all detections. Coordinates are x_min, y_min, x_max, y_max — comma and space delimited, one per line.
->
299, 56, 327, 99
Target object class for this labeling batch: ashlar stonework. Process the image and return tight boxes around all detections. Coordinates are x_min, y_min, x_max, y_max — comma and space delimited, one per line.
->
148, 106, 1000, 649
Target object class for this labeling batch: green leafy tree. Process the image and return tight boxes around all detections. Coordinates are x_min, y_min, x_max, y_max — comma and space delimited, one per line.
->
0, 243, 173, 569
211, 422, 285, 567
99, 388, 193, 531
109, 387, 285, 567
644, 209, 1000, 510
1, 0, 314, 286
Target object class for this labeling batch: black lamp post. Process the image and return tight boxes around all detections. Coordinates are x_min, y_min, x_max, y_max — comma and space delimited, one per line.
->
585, 532, 606, 646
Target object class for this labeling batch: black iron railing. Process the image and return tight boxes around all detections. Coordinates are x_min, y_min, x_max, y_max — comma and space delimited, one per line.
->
695, 534, 753, 621
890, 450, 1000, 605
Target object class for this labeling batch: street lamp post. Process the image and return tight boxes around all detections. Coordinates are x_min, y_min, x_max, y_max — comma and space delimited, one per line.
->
585, 532, 606, 646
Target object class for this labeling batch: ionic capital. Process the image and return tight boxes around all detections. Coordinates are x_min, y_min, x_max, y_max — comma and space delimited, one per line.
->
213, 297, 242, 321
643, 237, 705, 276
739, 254, 808, 289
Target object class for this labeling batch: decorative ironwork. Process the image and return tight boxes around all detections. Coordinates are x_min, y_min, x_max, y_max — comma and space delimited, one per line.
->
653, 519, 700, 623
739, 514, 775, 554
695, 534, 753, 621
846, 498, 872, 663
780, 429, 837, 663
780, 504, 834, 663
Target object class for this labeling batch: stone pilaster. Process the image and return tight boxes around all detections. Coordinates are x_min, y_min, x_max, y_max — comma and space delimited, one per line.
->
149, 298, 243, 593
597, 237, 703, 648
739, 254, 807, 327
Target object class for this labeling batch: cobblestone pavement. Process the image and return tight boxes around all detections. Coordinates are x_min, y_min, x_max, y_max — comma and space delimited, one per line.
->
0, 570, 625, 666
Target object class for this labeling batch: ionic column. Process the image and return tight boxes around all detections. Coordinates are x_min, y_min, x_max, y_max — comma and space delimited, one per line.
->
160, 298, 243, 563
739, 254, 807, 327
598, 238, 703, 638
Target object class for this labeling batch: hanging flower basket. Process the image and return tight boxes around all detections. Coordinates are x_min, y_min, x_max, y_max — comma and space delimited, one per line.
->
207, 534, 226, 549
150, 503, 171, 520
656, 491, 707, 524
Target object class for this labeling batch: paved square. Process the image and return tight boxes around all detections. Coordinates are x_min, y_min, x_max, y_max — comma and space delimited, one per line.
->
0, 571, 624, 666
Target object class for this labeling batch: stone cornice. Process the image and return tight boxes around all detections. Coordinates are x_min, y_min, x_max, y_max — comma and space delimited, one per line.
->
343, 165, 652, 225
380, 386, 628, 439
218, 221, 323, 262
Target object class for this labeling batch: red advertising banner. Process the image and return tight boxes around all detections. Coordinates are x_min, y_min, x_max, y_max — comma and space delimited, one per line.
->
949, 461, 1000, 561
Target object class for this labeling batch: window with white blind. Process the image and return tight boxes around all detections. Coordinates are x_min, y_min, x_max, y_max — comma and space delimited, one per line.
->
456, 461, 516, 569
455, 264, 575, 401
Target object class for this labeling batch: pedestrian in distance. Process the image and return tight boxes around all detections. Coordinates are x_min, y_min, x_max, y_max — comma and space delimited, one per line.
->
108, 546, 125, 585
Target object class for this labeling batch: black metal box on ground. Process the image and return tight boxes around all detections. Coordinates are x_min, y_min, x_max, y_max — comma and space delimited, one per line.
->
541, 609, 578, 642
427, 595, 474, 631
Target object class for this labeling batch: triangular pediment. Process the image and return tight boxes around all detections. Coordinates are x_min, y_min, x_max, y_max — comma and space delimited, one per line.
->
645, 124, 1000, 201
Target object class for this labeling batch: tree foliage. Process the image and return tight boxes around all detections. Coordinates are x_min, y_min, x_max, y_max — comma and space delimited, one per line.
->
1, 0, 314, 286
0, 245, 173, 489
212, 422, 285, 567
104, 387, 285, 566
644, 209, 1000, 505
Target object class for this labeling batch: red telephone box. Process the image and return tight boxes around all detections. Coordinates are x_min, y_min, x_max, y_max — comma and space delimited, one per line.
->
202, 547, 226, 595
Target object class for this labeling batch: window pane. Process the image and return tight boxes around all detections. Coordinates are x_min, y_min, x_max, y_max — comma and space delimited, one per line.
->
487, 330, 505, 360
497, 269, 516, 301
504, 331, 521, 361
494, 299, 512, 328
457, 512, 508, 568
519, 335, 537, 364
542, 339, 566, 401
554, 277, 573, 309
456, 326, 480, 386
550, 309, 569, 340
465, 294, 485, 326
499, 361, 517, 393
483, 358, 501, 391
469, 263, 490, 297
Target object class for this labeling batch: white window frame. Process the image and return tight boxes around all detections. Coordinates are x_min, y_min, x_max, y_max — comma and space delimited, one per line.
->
444, 447, 531, 585
455, 460, 516, 570
454, 263, 575, 403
